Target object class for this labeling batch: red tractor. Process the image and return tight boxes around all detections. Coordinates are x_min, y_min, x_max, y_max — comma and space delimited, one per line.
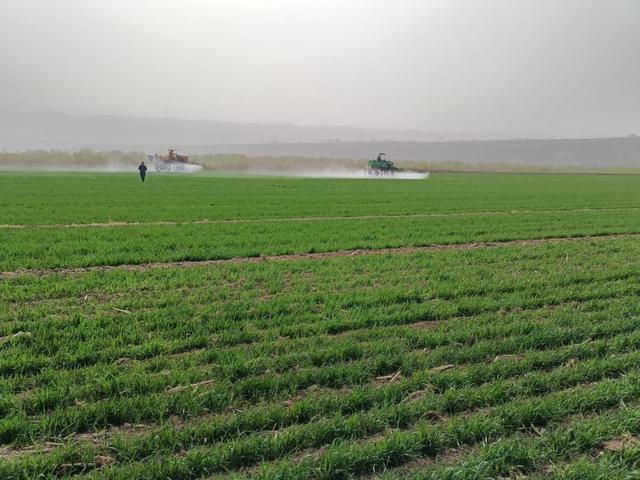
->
148, 149, 192, 172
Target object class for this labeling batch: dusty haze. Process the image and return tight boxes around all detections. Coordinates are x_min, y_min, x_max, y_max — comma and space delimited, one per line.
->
1, 0, 639, 139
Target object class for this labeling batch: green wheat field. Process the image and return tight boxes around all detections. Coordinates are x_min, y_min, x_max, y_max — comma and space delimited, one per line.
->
3, 171, 640, 479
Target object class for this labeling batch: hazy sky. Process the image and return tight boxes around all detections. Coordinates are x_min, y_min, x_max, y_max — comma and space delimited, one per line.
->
1, 0, 639, 137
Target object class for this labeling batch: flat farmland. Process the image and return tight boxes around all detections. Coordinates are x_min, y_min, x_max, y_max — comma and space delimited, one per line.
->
3, 172, 640, 479
3, 173, 640, 271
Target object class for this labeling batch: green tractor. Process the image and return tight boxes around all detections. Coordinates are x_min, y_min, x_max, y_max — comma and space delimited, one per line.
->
365, 153, 400, 176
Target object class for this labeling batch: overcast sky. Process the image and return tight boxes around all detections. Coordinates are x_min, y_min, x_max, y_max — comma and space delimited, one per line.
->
1, 0, 639, 137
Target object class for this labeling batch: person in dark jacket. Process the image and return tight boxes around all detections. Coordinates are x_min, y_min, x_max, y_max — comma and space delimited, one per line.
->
138, 162, 148, 182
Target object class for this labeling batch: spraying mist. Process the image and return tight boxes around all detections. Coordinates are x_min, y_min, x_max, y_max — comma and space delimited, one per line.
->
247, 168, 429, 180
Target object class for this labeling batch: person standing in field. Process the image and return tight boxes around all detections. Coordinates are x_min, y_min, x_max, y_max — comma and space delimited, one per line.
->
138, 161, 147, 182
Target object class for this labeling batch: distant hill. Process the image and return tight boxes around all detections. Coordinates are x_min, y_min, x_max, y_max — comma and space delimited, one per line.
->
0, 111, 454, 150
1, 111, 639, 169
190, 137, 640, 168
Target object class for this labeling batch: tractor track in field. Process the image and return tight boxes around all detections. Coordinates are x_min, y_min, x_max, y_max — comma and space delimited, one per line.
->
3, 232, 640, 279
2, 206, 640, 229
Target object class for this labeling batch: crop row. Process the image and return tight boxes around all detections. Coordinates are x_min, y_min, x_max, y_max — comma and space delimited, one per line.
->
57, 373, 640, 479
0, 292, 616, 403
4, 207, 640, 270
3, 231, 632, 305
3, 299, 640, 458
5, 291, 640, 416
5, 347, 640, 479
1, 240, 639, 430
3, 264, 640, 410
4, 237, 640, 361
4, 262, 639, 380
375, 400, 640, 479
530, 446, 640, 480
